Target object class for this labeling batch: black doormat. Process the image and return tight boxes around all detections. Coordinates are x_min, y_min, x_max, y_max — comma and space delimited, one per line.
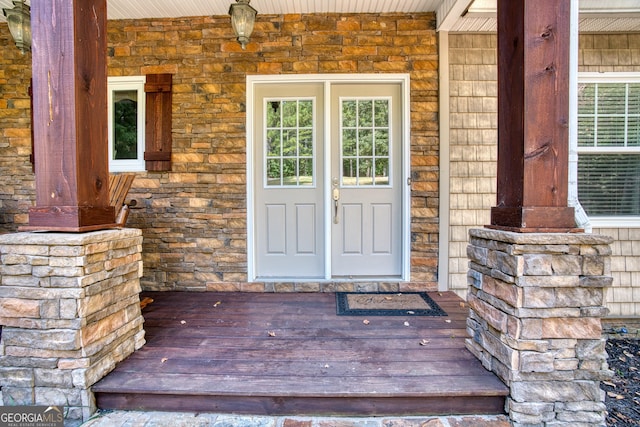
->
336, 292, 447, 317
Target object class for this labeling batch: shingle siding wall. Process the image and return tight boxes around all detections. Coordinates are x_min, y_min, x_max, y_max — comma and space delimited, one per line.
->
447, 34, 497, 298
447, 32, 640, 316
0, 15, 440, 292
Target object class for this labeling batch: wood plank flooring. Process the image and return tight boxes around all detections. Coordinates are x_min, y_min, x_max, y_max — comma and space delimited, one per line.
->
93, 291, 508, 416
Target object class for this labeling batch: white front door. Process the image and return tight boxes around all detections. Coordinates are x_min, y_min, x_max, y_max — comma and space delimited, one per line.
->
330, 83, 403, 277
251, 78, 406, 280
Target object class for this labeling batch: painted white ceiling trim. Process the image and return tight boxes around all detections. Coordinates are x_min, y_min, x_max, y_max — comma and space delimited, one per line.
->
0, 0, 443, 21
2, 0, 639, 32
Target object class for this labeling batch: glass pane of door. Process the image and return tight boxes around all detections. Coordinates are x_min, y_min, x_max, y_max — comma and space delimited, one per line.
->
265, 99, 315, 187
341, 98, 391, 186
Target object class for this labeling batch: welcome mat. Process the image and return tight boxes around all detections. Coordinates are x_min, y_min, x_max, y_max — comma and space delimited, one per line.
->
336, 292, 447, 317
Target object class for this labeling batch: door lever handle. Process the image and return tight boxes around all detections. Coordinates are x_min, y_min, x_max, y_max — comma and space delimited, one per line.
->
332, 187, 340, 224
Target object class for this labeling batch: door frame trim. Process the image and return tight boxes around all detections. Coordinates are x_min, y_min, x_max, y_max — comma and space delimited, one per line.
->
246, 74, 411, 282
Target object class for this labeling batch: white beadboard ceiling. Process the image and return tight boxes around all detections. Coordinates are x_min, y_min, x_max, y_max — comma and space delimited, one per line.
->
0, 0, 444, 20
1, 0, 639, 32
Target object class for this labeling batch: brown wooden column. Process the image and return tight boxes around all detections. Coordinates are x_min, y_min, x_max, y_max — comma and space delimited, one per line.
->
24, 0, 115, 232
490, 0, 577, 232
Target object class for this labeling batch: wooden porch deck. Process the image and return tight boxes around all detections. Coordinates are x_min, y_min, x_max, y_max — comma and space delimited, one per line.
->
93, 291, 508, 416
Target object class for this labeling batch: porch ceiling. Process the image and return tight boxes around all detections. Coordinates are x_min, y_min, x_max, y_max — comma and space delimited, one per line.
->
2, 0, 639, 32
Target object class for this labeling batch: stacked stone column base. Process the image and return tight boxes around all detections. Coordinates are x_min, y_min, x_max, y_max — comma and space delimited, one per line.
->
466, 228, 613, 427
0, 229, 146, 426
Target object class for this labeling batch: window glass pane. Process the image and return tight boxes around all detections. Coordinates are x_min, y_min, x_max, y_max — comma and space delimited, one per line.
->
629, 84, 640, 115
299, 129, 313, 156
374, 100, 389, 127
629, 117, 640, 147
299, 100, 313, 128
578, 154, 640, 216
577, 117, 595, 147
375, 158, 389, 185
267, 101, 281, 127
264, 98, 314, 187
283, 129, 297, 156
358, 100, 373, 127
342, 100, 357, 127
342, 129, 357, 156
282, 101, 298, 127
299, 158, 313, 186
342, 158, 357, 185
267, 159, 281, 186
578, 84, 595, 115
113, 90, 138, 160
375, 129, 390, 156
282, 158, 297, 184
358, 158, 373, 186
596, 116, 626, 146
358, 129, 373, 156
597, 84, 627, 115
267, 129, 281, 156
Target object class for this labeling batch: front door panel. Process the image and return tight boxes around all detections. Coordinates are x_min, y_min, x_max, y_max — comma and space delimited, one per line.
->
254, 83, 325, 278
330, 84, 403, 277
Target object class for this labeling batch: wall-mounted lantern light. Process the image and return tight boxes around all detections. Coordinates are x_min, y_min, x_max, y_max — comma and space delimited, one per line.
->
3, 0, 31, 55
229, 0, 257, 50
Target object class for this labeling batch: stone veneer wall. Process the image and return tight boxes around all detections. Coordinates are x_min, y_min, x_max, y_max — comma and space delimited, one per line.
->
0, 25, 33, 230
0, 14, 440, 292
466, 229, 613, 426
447, 32, 640, 317
0, 229, 145, 425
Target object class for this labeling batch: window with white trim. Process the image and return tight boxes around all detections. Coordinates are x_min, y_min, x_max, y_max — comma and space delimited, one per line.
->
577, 73, 640, 223
108, 76, 146, 172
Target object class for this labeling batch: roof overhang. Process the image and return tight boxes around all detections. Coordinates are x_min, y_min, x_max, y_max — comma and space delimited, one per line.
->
444, 0, 640, 32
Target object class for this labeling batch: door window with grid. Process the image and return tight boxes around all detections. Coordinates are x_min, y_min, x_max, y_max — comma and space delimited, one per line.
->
264, 98, 315, 187
340, 98, 391, 187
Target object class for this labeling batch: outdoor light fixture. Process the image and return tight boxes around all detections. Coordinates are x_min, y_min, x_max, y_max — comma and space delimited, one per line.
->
229, 0, 257, 50
3, 0, 31, 54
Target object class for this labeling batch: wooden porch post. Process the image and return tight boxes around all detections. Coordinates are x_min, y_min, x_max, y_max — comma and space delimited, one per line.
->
24, 0, 115, 232
490, 0, 577, 232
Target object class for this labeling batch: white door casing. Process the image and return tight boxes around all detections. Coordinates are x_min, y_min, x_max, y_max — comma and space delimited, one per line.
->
247, 75, 411, 282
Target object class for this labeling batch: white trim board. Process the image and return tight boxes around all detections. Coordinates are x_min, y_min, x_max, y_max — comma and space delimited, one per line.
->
246, 74, 412, 282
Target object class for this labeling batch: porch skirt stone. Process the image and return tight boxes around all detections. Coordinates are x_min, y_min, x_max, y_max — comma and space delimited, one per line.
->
466, 228, 614, 427
0, 229, 146, 425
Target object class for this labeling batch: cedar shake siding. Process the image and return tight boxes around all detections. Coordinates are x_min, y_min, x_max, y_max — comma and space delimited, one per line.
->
446, 33, 640, 316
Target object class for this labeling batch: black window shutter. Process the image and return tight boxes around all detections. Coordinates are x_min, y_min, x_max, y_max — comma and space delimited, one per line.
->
144, 74, 173, 171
